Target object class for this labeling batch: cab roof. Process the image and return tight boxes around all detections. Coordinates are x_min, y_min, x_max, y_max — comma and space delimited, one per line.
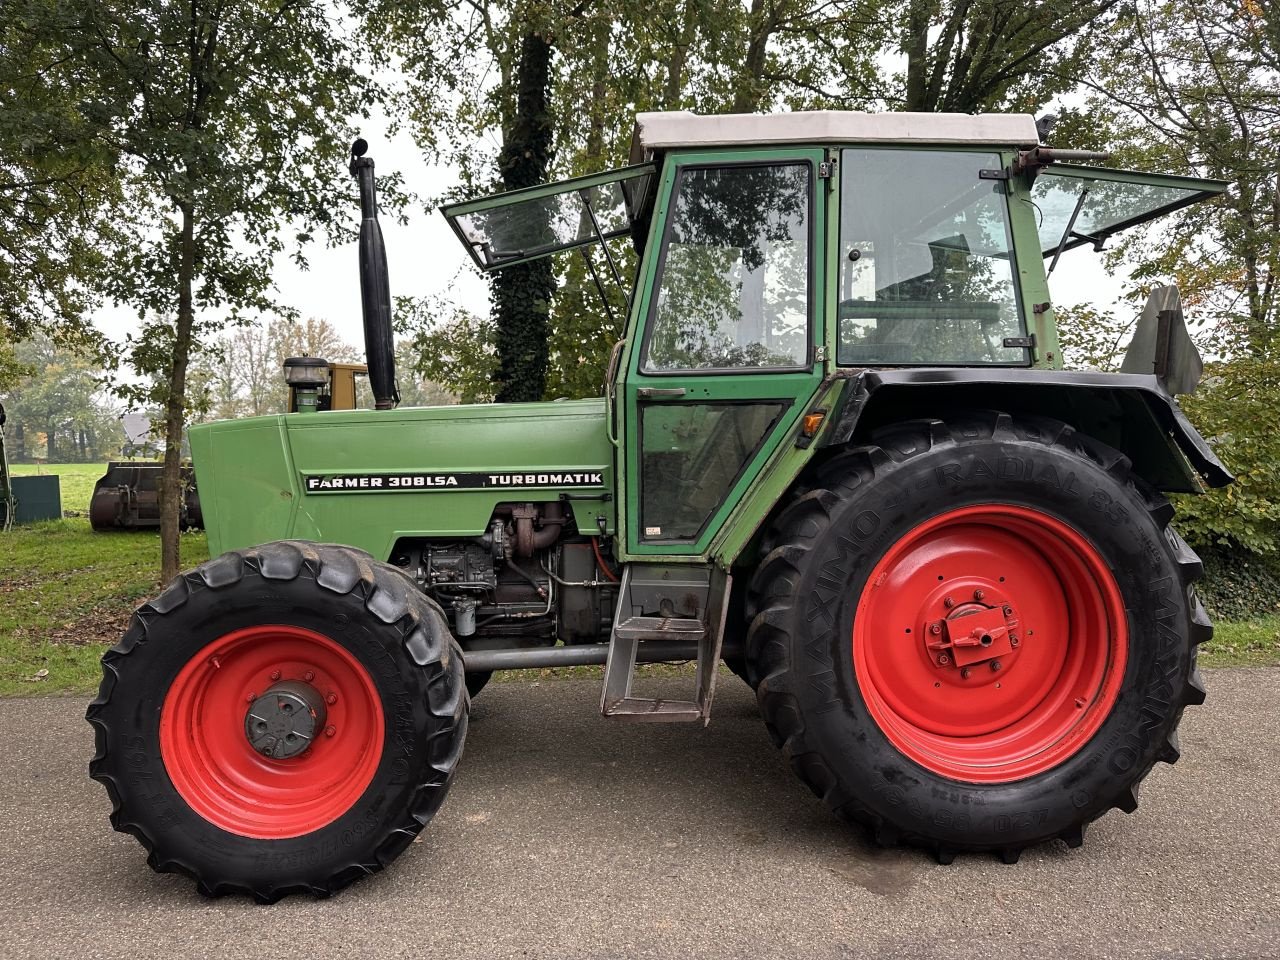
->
629, 110, 1040, 163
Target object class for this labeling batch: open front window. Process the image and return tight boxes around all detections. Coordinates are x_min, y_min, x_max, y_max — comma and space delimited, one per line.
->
1030, 164, 1228, 260
441, 165, 654, 272
642, 163, 811, 372
838, 148, 1026, 367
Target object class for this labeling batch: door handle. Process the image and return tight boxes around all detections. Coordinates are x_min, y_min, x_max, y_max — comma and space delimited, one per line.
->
636, 387, 687, 399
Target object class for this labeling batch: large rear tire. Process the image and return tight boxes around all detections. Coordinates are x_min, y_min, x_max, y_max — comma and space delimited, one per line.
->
87, 540, 468, 901
746, 412, 1210, 863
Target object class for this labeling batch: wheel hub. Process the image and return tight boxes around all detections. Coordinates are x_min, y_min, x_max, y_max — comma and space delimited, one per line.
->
925, 590, 1022, 678
245, 680, 328, 760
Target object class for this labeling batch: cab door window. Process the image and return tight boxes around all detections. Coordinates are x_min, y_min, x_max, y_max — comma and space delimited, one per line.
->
634, 160, 813, 543
642, 163, 811, 372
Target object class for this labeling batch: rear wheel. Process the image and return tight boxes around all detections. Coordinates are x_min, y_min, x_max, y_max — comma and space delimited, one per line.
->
746, 412, 1210, 862
87, 541, 468, 901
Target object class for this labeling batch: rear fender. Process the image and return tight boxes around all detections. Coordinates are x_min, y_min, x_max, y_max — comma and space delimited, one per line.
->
822, 369, 1232, 494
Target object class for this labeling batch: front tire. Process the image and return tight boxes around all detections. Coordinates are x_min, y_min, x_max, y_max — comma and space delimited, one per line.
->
87, 540, 468, 901
747, 412, 1211, 862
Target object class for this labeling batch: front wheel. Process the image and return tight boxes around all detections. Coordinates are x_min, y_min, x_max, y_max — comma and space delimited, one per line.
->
87, 541, 468, 901
746, 412, 1211, 863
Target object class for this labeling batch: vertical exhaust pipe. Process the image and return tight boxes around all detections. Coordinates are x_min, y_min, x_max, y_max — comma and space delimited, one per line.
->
349, 138, 398, 410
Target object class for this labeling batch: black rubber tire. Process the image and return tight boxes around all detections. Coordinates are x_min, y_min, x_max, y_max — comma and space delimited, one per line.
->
465, 670, 492, 698
87, 540, 468, 901
746, 411, 1211, 864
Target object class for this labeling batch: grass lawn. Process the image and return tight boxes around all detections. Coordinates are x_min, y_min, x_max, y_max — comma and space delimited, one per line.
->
0, 517, 207, 696
0, 468, 1277, 696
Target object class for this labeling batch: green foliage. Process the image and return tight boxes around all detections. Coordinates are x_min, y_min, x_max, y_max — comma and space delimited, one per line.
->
0, 0, 119, 344
399, 296, 499, 404
1054, 303, 1133, 371
895, 0, 1120, 113
15, 0, 402, 577
1196, 546, 1280, 622
0, 335, 123, 461
1173, 354, 1280, 554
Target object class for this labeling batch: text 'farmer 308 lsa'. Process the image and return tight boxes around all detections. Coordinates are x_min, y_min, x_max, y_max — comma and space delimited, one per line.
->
87, 111, 1231, 901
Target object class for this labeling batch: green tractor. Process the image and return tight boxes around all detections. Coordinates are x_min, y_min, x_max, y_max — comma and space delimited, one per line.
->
87, 111, 1231, 900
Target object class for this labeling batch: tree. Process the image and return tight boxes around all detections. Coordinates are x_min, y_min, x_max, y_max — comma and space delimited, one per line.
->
40, 0, 392, 579
0, 334, 123, 461
891, 0, 1119, 113
1058, 0, 1279, 554
0, 1, 119, 345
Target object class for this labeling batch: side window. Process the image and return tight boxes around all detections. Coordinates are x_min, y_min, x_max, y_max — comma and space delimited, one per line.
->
838, 149, 1026, 366
643, 164, 811, 372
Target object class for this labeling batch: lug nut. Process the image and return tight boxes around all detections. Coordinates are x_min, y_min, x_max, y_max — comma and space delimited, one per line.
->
270, 670, 281, 681
1010, 636, 1020, 647
930, 623, 942, 635
324, 725, 336, 738
937, 654, 950, 666
990, 660, 1003, 672
1003, 606, 1013, 616
960, 667, 971, 679
304, 671, 315, 682
944, 596, 956, 609
973, 589, 985, 601
326, 693, 337, 705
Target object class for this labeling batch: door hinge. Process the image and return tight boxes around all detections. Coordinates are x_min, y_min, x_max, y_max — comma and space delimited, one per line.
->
1003, 334, 1037, 351
819, 160, 837, 179
814, 346, 827, 362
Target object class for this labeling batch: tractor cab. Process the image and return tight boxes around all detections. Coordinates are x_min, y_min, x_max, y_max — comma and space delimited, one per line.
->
443, 111, 1227, 566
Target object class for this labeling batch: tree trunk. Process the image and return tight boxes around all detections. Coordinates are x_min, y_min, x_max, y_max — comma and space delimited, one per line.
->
15, 423, 24, 460
46, 424, 56, 461
160, 202, 197, 582
664, 0, 696, 109
492, 30, 556, 403
731, 0, 772, 113
903, 0, 935, 111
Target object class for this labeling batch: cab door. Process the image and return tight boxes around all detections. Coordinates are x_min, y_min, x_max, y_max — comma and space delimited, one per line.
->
619, 148, 828, 559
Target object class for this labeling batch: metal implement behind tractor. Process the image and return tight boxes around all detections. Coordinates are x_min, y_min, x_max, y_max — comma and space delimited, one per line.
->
87, 111, 1231, 901
89, 462, 203, 531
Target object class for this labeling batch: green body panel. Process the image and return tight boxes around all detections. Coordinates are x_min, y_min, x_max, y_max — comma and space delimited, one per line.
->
191, 399, 615, 561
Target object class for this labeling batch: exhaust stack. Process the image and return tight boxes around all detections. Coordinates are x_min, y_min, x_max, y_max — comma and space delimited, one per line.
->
349, 138, 398, 410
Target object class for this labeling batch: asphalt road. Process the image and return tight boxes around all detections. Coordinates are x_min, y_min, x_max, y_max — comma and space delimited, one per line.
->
1, 669, 1277, 960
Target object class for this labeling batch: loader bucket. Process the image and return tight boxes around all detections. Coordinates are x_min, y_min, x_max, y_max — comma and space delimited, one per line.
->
89, 462, 203, 531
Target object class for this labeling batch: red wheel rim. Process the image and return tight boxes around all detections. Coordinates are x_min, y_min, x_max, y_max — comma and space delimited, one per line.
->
853, 505, 1127, 783
159, 625, 385, 839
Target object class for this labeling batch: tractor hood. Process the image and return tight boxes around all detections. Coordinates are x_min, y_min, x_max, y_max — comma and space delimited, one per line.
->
189, 398, 614, 561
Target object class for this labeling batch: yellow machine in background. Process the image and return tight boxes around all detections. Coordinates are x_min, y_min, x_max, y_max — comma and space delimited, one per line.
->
284, 358, 369, 412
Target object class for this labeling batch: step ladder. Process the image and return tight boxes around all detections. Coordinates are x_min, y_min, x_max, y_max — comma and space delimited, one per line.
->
600, 563, 731, 724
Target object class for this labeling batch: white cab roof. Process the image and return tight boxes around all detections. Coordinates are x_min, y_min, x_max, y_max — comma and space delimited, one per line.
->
630, 111, 1039, 161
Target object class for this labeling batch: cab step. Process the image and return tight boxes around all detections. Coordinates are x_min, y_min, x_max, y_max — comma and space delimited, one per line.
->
600, 564, 731, 724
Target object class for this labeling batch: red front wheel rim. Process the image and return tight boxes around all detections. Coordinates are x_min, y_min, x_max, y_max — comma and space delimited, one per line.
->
853, 505, 1127, 783
160, 625, 385, 839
